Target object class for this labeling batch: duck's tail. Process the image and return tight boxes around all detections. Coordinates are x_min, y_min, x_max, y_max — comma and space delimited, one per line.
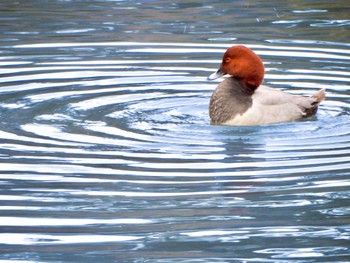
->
304, 89, 325, 117
312, 88, 326, 104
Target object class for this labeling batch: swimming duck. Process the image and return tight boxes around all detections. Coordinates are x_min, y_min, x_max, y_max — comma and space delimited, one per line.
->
208, 45, 325, 126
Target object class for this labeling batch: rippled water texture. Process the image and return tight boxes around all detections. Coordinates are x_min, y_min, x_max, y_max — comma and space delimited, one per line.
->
0, 1, 350, 262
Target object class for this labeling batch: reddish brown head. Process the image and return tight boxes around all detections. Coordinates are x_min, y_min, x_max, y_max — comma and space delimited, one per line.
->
208, 45, 265, 90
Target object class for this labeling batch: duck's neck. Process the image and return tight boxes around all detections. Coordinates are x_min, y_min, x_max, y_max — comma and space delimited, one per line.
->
233, 77, 258, 96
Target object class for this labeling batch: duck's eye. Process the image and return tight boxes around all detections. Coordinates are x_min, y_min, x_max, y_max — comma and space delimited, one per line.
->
224, 57, 231, 63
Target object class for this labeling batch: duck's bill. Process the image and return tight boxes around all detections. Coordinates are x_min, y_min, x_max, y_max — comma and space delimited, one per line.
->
207, 67, 226, 80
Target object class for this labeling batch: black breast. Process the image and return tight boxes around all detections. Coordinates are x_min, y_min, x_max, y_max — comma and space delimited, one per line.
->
209, 78, 253, 124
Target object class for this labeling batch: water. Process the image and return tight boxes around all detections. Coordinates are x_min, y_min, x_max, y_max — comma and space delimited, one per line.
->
0, 1, 350, 262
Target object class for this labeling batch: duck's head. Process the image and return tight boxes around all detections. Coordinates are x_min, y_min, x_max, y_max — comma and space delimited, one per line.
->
208, 45, 265, 90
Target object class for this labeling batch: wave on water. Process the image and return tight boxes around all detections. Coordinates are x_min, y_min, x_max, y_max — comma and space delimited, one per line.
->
0, 41, 349, 261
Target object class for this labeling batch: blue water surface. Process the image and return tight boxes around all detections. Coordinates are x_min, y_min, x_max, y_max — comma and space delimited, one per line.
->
0, 0, 349, 262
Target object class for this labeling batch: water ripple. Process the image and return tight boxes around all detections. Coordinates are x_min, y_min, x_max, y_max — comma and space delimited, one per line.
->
0, 41, 349, 261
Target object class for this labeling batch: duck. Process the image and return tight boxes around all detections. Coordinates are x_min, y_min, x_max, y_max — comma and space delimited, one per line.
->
208, 45, 325, 126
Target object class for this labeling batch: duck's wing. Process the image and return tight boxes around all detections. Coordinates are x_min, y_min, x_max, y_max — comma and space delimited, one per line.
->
256, 86, 324, 105
256, 86, 325, 115
223, 86, 325, 126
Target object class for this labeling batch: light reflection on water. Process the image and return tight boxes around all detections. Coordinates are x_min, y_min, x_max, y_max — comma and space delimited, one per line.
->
0, 0, 350, 262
